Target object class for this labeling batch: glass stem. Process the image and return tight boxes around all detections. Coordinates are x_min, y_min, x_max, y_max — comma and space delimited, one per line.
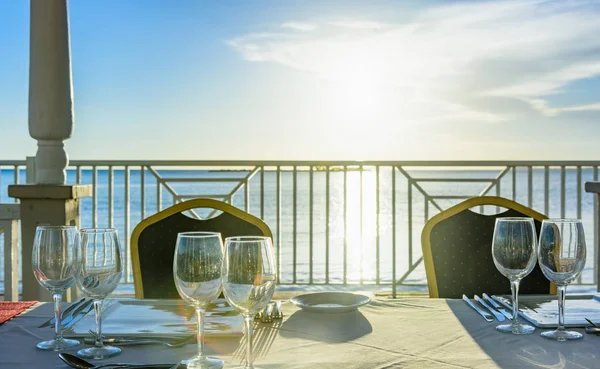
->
53, 293, 63, 341
557, 285, 566, 332
196, 308, 206, 359
244, 315, 254, 369
93, 299, 103, 348
510, 280, 520, 330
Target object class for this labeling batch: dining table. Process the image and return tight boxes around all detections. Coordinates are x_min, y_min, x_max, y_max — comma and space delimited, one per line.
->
1, 296, 598, 369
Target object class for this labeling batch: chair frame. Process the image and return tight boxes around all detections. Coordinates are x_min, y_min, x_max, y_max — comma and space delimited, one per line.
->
130, 198, 273, 298
421, 196, 554, 298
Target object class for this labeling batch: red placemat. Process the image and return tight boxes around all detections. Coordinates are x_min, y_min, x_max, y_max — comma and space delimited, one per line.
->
0, 301, 38, 324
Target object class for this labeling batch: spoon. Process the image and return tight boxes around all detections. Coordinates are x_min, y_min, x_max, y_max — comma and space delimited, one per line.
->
58, 353, 176, 369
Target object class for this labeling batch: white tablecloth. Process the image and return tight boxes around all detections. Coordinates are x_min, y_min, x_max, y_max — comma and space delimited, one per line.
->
1, 298, 598, 368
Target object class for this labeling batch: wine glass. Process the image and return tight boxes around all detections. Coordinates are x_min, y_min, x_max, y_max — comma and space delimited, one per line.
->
491, 217, 537, 335
76, 228, 123, 359
222, 236, 276, 369
173, 232, 224, 369
538, 219, 586, 341
32, 225, 80, 351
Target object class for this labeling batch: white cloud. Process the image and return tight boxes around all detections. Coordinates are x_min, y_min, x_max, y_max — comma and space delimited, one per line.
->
228, 0, 600, 121
528, 99, 600, 117
328, 20, 389, 29
281, 22, 317, 31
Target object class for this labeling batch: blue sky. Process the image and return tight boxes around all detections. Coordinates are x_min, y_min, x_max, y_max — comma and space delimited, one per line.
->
1, 0, 600, 160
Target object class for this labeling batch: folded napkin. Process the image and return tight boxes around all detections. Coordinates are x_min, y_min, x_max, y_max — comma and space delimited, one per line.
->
0, 301, 38, 324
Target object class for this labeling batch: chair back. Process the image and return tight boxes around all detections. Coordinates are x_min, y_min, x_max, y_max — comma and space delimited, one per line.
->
421, 196, 554, 298
131, 198, 272, 298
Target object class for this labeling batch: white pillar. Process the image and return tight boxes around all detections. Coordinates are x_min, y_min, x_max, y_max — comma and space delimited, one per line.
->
9, 0, 92, 302
29, 0, 73, 185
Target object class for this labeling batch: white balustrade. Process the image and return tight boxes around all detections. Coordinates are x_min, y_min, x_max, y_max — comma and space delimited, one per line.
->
2, 160, 600, 298
0, 204, 20, 301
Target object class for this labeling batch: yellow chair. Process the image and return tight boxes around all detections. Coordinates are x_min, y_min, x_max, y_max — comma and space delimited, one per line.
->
131, 198, 273, 299
421, 196, 555, 298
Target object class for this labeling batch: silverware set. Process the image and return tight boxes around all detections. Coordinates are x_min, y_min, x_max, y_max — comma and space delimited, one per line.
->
39, 298, 94, 330
462, 294, 513, 322
40, 299, 193, 348
42, 298, 286, 348
84, 330, 195, 348
255, 301, 283, 323
59, 352, 183, 369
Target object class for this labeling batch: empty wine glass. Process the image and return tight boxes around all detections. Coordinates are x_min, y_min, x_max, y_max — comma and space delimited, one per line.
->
32, 225, 80, 351
174, 232, 224, 369
222, 236, 276, 369
492, 217, 537, 335
76, 228, 123, 359
538, 219, 586, 341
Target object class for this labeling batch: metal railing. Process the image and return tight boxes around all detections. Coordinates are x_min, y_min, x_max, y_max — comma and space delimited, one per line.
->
1, 160, 599, 297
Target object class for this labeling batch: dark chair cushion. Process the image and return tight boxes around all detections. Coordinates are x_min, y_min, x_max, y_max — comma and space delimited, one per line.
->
137, 211, 266, 299
429, 208, 549, 299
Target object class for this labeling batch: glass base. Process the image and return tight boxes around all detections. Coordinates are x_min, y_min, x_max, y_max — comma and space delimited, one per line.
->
77, 345, 121, 360
541, 329, 583, 341
36, 338, 80, 351
496, 322, 535, 335
182, 356, 224, 369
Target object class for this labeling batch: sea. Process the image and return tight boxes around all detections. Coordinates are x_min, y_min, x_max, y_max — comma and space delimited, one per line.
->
1, 167, 597, 293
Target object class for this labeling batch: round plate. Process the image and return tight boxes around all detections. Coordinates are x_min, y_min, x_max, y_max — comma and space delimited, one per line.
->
289, 292, 371, 313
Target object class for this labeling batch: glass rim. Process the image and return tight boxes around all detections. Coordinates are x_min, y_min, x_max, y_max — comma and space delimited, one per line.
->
495, 217, 534, 222
225, 236, 271, 243
542, 218, 582, 223
36, 225, 78, 230
80, 228, 118, 233
177, 231, 222, 238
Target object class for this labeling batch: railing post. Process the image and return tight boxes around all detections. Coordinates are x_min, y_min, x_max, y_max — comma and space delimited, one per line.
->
375, 166, 380, 285
276, 167, 282, 280
25, 156, 36, 184
392, 167, 397, 298
325, 166, 330, 284
585, 181, 600, 291
293, 166, 297, 284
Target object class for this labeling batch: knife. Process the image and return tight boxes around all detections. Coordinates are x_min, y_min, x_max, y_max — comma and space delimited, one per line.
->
61, 299, 95, 329
482, 293, 513, 320
474, 295, 505, 322
38, 298, 87, 328
462, 295, 493, 322
83, 335, 194, 347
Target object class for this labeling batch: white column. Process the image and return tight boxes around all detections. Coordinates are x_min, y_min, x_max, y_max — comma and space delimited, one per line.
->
10, 0, 92, 302
29, 0, 73, 185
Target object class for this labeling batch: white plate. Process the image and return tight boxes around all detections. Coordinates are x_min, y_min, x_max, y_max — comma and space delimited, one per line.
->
290, 292, 371, 313
64, 298, 244, 338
